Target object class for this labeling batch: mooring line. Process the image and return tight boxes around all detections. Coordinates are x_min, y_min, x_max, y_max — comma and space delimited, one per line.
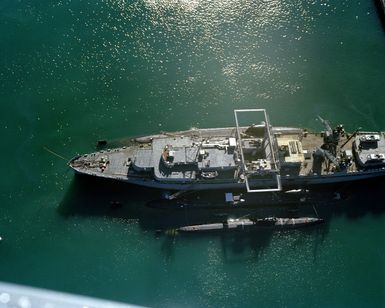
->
43, 146, 68, 161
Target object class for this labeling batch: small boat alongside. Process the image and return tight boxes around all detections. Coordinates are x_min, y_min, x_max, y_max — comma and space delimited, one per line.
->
178, 218, 255, 232
176, 216, 324, 233
253, 216, 324, 228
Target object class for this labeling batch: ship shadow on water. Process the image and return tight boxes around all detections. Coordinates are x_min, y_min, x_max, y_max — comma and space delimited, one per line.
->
58, 174, 162, 219
373, 0, 385, 33
58, 175, 385, 262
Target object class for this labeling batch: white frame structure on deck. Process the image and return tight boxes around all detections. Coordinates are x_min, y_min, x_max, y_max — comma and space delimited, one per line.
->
234, 109, 282, 193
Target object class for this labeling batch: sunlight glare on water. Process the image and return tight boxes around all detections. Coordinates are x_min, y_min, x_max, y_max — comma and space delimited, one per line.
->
103, 0, 324, 105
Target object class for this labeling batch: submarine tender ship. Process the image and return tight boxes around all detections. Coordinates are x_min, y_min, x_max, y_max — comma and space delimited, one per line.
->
69, 109, 385, 192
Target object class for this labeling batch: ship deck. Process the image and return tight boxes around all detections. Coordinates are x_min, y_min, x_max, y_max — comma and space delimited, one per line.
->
295, 132, 356, 176
70, 127, 360, 185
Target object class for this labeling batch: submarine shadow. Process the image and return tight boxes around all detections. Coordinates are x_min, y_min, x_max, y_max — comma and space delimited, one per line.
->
281, 222, 330, 263
220, 220, 332, 263
156, 227, 276, 264
219, 228, 274, 263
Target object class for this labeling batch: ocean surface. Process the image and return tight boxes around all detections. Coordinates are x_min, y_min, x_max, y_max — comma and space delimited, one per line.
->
1, 0, 385, 306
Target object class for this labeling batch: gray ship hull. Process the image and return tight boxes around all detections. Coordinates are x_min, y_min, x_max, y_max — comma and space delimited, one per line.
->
72, 165, 385, 190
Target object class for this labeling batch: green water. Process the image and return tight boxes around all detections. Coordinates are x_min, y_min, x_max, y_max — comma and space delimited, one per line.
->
1, 0, 385, 306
